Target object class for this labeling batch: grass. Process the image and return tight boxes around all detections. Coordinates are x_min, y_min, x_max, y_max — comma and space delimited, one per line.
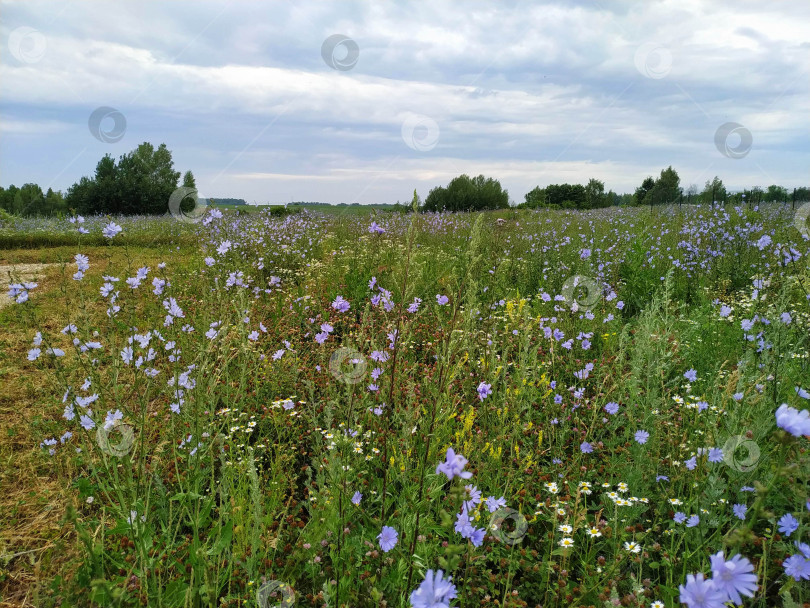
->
1, 203, 809, 607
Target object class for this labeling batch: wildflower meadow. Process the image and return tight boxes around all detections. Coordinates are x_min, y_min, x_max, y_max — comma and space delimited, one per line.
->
2, 201, 810, 608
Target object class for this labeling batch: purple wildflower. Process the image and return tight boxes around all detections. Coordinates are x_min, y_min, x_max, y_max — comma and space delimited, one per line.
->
776, 404, 810, 437
331, 295, 350, 313
477, 382, 492, 401
102, 222, 122, 239
784, 542, 810, 581
485, 496, 506, 512
778, 513, 799, 537
436, 447, 472, 480
709, 551, 758, 605
678, 572, 726, 608
377, 526, 398, 552
409, 569, 457, 608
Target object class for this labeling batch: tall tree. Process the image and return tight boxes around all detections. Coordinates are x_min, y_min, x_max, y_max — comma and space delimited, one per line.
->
523, 186, 545, 208
182, 170, 196, 189
421, 174, 508, 212
584, 178, 606, 209
701, 176, 726, 204
117, 143, 181, 215
0, 185, 19, 213
66, 143, 185, 216
634, 176, 655, 205
17, 183, 45, 216
179, 170, 198, 213
653, 166, 681, 204
765, 184, 787, 202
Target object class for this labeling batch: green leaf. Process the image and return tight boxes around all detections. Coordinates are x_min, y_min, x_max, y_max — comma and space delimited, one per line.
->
163, 580, 189, 604
208, 521, 233, 556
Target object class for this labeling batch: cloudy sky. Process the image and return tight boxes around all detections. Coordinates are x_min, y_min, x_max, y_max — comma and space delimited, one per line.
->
1, 0, 808, 205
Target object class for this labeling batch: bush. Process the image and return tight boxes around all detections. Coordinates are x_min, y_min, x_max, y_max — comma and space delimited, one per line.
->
422, 174, 509, 212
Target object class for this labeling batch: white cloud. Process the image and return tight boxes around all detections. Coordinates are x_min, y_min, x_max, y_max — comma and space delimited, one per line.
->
1, 0, 808, 201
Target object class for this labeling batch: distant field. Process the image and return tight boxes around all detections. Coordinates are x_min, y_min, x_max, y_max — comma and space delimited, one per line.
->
1, 203, 809, 607
206, 203, 395, 215
286, 203, 398, 215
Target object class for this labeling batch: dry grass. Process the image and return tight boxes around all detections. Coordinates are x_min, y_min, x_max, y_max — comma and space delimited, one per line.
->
0, 246, 194, 607
0, 276, 74, 607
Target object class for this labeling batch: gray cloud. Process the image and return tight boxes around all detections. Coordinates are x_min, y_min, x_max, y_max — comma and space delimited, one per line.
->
1, 0, 808, 204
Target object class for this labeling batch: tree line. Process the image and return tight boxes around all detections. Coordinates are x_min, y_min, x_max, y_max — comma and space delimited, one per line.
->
65, 143, 195, 215
2, 146, 808, 217
0, 142, 195, 218
408, 167, 808, 213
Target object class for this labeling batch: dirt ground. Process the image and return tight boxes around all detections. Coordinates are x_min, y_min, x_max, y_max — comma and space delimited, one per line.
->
0, 264, 62, 309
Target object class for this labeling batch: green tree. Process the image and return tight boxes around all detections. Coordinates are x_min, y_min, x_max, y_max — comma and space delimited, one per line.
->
765, 184, 787, 203
0, 185, 19, 213
523, 186, 545, 208
65, 176, 99, 215
701, 176, 726, 204
639, 166, 681, 206
634, 176, 655, 205
423, 185, 447, 212
117, 143, 181, 215
43, 188, 67, 216
182, 170, 196, 189
652, 166, 681, 204
17, 183, 45, 216
584, 178, 606, 209
421, 174, 508, 212
180, 170, 198, 213
66, 143, 185, 216
545, 183, 586, 208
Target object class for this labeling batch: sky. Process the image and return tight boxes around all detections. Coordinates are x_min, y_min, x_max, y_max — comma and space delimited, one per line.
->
1, 0, 809, 205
